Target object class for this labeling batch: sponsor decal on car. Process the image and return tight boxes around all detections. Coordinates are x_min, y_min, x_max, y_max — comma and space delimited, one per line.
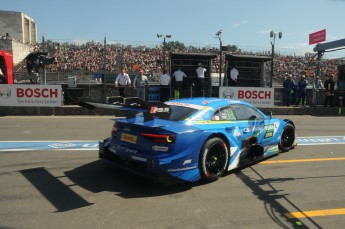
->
115, 144, 138, 154
183, 159, 192, 165
167, 166, 197, 172
121, 133, 137, 144
131, 156, 147, 162
152, 145, 169, 152
264, 122, 280, 139
150, 106, 170, 114
264, 124, 275, 139
233, 127, 242, 142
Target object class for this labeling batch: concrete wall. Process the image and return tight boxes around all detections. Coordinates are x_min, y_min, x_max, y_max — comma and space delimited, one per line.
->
0, 10, 37, 44
2, 84, 344, 116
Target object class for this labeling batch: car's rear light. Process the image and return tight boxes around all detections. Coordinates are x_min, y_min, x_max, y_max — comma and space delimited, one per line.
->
141, 133, 176, 144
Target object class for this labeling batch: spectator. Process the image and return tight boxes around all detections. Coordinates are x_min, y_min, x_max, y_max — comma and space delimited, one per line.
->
297, 75, 308, 107
292, 79, 299, 107
229, 65, 239, 86
115, 68, 131, 97
312, 75, 323, 106
95, 74, 103, 84
133, 69, 149, 100
324, 73, 336, 107
172, 67, 187, 91
195, 63, 207, 97
282, 74, 294, 106
159, 69, 171, 102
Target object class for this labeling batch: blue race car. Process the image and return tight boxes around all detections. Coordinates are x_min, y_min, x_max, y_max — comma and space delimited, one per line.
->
82, 97, 296, 184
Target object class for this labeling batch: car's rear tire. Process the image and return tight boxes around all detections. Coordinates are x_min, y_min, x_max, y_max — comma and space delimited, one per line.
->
199, 137, 229, 182
279, 123, 295, 152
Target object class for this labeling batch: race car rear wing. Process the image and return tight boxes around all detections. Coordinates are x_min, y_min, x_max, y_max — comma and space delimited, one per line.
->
79, 97, 171, 121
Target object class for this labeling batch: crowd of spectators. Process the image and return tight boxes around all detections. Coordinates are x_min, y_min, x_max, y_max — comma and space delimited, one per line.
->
269, 54, 344, 81
29, 40, 345, 83
0, 33, 18, 42
36, 41, 117, 74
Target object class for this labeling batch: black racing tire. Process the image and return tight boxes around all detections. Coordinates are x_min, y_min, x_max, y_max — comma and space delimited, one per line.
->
279, 123, 295, 152
199, 137, 229, 182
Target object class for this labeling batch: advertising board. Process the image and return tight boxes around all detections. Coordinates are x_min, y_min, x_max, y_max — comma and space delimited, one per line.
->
219, 86, 274, 107
0, 84, 62, 107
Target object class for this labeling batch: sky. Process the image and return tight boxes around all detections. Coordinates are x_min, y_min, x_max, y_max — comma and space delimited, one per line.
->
2, 0, 345, 57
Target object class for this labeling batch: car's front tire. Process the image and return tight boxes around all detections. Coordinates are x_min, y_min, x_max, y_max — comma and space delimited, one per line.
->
199, 137, 229, 182
279, 123, 295, 152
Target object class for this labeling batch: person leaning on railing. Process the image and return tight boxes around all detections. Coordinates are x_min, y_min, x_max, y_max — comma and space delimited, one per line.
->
312, 75, 324, 106
115, 68, 131, 97
133, 69, 149, 101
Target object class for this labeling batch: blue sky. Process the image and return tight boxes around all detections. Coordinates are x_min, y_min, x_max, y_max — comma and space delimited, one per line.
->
2, 0, 345, 56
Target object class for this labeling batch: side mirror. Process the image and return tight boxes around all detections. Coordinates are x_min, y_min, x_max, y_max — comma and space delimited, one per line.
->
265, 111, 272, 119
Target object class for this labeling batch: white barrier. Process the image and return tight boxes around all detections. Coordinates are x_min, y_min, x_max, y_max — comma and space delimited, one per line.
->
0, 84, 62, 107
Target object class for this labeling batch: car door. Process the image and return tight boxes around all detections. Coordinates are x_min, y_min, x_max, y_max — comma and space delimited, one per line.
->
229, 104, 266, 148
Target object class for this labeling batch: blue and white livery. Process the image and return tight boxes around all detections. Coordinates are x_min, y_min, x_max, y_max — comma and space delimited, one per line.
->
82, 97, 297, 184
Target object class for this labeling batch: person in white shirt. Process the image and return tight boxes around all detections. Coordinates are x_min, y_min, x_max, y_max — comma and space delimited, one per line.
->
115, 68, 131, 97
195, 63, 207, 97
229, 65, 239, 86
196, 63, 207, 79
159, 70, 171, 102
172, 67, 187, 90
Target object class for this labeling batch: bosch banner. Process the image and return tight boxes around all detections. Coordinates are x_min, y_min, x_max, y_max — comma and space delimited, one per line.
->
0, 84, 62, 107
219, 87, 274, 107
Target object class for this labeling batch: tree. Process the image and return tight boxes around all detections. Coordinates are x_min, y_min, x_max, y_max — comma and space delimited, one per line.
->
165, 41, 187, 52
222, 45, 240, 53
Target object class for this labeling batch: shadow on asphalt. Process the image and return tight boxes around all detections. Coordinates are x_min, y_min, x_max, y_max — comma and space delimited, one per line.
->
64, 160, 197, 198
20, 160, 199, 212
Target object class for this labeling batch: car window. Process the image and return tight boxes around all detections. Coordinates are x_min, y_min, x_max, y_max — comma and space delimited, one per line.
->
212, 106, 237, 121
165, 105, 198, 121
136, 105, 198, 121
230, 104, 264, 121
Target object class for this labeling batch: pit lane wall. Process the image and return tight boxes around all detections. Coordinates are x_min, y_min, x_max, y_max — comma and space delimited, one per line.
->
0, 84, 344, 116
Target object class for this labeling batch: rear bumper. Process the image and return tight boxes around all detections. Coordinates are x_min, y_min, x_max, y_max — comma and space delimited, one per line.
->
98, 139, 197, 185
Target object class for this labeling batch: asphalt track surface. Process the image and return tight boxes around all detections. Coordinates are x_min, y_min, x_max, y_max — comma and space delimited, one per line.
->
0, 115, 345, 229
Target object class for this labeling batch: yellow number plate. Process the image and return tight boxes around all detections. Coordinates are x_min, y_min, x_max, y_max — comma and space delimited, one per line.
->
121, 133, 138, 144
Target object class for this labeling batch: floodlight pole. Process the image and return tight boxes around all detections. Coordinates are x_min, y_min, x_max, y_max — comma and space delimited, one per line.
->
269, 31, 282, 88
103, 35, 107, 102
42, 33, 46, 85
216, 33, 222, 87
157, 34, 172, 70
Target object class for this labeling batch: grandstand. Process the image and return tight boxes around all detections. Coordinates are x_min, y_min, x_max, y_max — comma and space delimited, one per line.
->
1, 35, 345, 87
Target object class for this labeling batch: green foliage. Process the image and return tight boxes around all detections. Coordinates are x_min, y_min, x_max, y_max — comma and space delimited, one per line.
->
165, 41, 187, 51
